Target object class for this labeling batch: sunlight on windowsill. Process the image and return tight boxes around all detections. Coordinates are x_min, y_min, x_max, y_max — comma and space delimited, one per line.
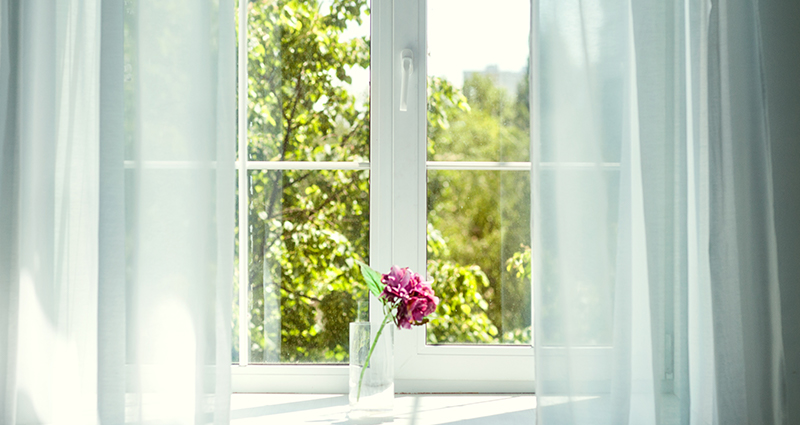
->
230, 393, 537, 425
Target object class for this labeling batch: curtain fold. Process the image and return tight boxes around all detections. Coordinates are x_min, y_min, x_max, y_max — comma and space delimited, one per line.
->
0, 0, 235, 424
533, 0, 785, 424
706, 0, 785, 423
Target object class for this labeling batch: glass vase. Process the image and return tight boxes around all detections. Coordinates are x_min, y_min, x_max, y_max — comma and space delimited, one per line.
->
348, 321, 394, 418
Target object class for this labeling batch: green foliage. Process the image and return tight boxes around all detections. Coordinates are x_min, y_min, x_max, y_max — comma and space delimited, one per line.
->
427, 76, 469, 157
247, 167, 370, 363
428, 73, 529, 162
426, 260, 498, 344
246, 0, 370, 162
426, 73, 532, 342
505, 244, 531, 280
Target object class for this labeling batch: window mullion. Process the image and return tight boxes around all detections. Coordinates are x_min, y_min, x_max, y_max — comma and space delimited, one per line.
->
237, 0, 249, 367
243, 161, 370, 170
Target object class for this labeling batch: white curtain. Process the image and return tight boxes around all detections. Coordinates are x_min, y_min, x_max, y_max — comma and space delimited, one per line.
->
533, 0, 785, 424
0, 0, 235, 424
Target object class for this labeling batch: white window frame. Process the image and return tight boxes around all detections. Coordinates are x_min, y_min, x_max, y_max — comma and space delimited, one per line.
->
232, 0, 536, 394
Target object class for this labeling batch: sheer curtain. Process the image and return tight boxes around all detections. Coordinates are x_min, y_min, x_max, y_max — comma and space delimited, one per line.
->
0, 1, 234, 424
533, 0, 785, 424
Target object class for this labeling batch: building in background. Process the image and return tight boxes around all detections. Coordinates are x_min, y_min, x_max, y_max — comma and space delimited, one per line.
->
463, 65, 525, 96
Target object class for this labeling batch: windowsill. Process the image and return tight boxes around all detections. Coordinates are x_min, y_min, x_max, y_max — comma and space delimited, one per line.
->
231, 365, 535, 393
231, 393, 536, 424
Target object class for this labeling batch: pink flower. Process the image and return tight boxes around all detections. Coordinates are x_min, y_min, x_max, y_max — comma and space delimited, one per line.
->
380, 266, 439, 329
408, 284, 439, 321
380, 266, 416, 304
395, 302, 414, 329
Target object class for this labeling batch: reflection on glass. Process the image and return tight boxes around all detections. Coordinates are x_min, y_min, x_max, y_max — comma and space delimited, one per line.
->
246, 169, 370, 364
427, 0, 530, 162
246, 0, 370, 162
427, 170, 531, 345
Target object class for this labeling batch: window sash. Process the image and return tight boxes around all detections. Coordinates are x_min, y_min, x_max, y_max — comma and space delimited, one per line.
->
232, 0, 540, 392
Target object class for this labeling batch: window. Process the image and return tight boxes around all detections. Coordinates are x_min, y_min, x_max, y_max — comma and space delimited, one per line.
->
232, 0, 535, 393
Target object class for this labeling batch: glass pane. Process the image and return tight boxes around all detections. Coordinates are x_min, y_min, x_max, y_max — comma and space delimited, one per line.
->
247, 169, 369, 363
426, 170, 531, 344
427, 0, 530, 162
246, 0, 370, 162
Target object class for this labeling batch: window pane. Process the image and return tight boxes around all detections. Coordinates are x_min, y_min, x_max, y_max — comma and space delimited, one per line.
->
426, 170, 531, 345
246, 0, 370, 162
427, 0, 530, 162
244, 169, 369, 364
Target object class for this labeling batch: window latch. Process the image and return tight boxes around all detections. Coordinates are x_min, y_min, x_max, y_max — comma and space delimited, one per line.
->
399, 49, 414, 111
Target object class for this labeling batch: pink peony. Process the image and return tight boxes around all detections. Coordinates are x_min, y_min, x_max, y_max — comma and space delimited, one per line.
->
380, 266, 439, 329
380, 266, 416, 304
408, 290, 438, 322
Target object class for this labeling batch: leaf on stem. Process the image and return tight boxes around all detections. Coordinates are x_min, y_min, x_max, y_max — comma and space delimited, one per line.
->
357, 260, 384, 298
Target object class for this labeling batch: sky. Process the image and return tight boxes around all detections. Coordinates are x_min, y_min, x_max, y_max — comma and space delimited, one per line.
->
426, 0, 530, 87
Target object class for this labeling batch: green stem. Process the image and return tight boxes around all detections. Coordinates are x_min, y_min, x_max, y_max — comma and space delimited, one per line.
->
356, 311, 393, 401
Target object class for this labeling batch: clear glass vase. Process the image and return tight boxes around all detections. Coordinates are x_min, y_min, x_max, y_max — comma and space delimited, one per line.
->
349, 321, 394, 418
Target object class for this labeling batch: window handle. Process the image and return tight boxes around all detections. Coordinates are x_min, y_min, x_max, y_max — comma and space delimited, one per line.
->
399, 49, 414, 111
